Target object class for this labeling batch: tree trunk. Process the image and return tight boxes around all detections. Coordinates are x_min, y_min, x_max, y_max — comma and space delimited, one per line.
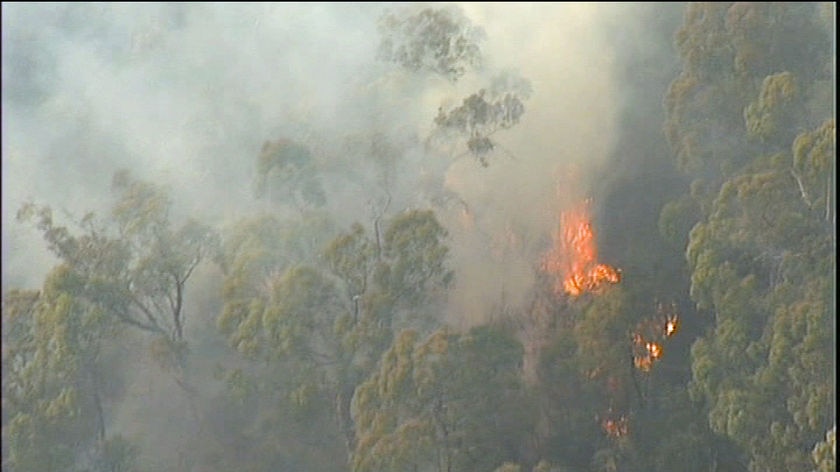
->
336, 382, 357, 464
826, 168, 832, 223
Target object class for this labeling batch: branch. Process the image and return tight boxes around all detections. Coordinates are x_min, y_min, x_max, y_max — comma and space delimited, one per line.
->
126, 291, 167, 334
165, 279, 178, 317
789, 168, 812, 208
183, 253, 201, 282
173, 276, 184, 341
372, 192, 392, 261
114, 308, 166, 335
826, 169, 832, 223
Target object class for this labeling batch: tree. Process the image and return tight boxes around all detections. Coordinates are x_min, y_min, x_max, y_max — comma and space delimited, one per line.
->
254, 139, 326, 210
744, 71, 803, 146
352, 325, 532, 472
432, 71, 532, 166
663, 6, 835, 469
377, 5, 484, 82
216, 208, 455, 468
791, 119, 835, 223
377, 209, 454, 311
375, 5, 531, 168
664, 2, 831, 195
812, 426, 836, 472
2, 270, 136, 472
17, 170, 220, 413
686, 130, 834, 471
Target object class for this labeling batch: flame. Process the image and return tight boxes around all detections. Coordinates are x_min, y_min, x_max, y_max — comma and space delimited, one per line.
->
633, 335, 662, 370
665, 314, 678, 337
646, 342, 662, 359
631, 304, 680, 372
542, 200, 621, 296
601, 415, 629, 439
634, 355, 652, 372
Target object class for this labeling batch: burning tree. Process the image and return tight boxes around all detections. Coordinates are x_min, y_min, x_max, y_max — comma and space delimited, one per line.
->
541, 199, 621, 297
632, 302, 680, 373
536, 197, 684, 445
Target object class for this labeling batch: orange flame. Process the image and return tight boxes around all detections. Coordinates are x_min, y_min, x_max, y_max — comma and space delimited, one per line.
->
665, 314, 678, 337
646, 342, 662, 360
542, 200, 621, 296
601, 415, 629, 439
631, 304, 680, 372
634, 355, 652, 372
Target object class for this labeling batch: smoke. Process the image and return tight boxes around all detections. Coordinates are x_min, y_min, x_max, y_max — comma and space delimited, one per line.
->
3, 2, 638, 465
440, 3, 619, 325
2, 3, 383, 289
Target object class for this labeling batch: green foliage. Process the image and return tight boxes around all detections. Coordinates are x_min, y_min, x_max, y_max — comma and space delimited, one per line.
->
219, 208, 453, 365
663, 5, 835, 469
261, 265, 342, 360
574, 288, 633, 381
665, 2, 832, 182
12, 170, 218, 470
254, 139, 326, 209
433, 71, 532, 166
683, 113, 834, 472
630, 387, 719, 472
352, 325, 532, 472
812, 426, 836, 472
659, 193, 701, 249
377, 5, 484, 81
324, 222, 375, 300
18, 170, 220, 346
218, 213, 335, 357
532, 317, 603, 470
6, 5, 834, 472
378, 209, 454, 307
374, 4, 531, 169
2, 269, 130, 472
194, 363, 347, 472
792, 119, 835, 220
215, 207, 456, 469
744, 72, 802, 145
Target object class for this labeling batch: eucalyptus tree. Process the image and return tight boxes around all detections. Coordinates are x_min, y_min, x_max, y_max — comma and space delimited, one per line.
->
2, 271, 137, 472
215, 208, 454, 468
351, 325, 532, 472
17, 170, 220, 409
662, 4, 835, 470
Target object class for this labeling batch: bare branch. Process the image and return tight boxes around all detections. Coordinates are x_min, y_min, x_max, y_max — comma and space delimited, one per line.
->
126, 291, 167, 334
789, 168, 812, 208
114, 308, 166, 336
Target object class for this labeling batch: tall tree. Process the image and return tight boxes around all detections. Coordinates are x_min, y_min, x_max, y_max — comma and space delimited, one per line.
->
663, 4, 835, 470
17, 170, 220, 409
352, 325, 532, 472
216, 208, 454, 468
2, 271, 136, 472
685, 124, 834, 472
377, 4, 484, 82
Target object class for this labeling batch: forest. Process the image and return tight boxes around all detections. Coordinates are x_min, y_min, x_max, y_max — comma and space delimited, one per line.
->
1, 3, 835, 472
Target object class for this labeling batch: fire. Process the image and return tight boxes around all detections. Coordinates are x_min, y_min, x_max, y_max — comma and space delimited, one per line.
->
665, 313, 678, 337
542, 200, 621, 296
631, 304, 680, 372
634, 355, 652, 372
601, 415, 629, 439
646, 342, 662, 359
633, 332, 658, 372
